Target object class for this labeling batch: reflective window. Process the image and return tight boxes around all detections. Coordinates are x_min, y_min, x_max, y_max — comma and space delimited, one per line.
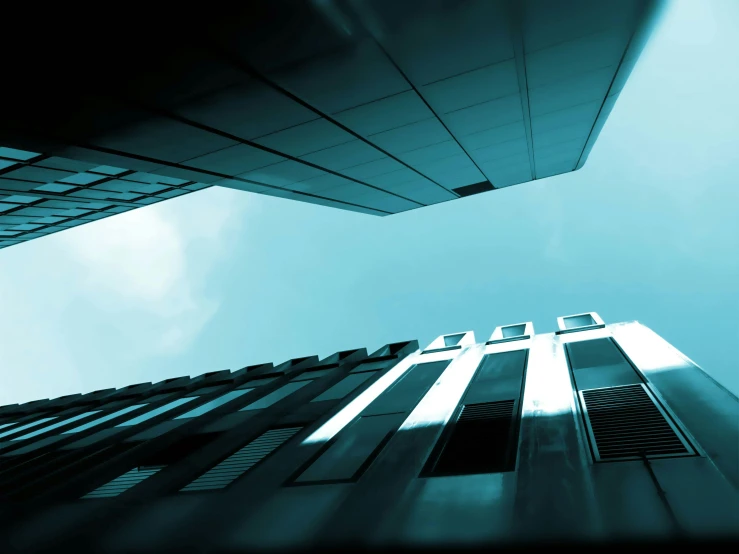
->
564, 314, 596, 329
502, 324, 526, 338
63, 405, 146, 434
12, 411, 101, 440
116, 397, 197, 427
444, 333, 465, 346
175, 389, 252, 419
0, 417, 56, 440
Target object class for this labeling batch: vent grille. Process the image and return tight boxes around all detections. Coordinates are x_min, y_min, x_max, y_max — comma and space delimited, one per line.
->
82, 465, 164, 499
181, 427, 301, 492
458, 400, 514, 422
423, 400, 518, 477
580, 384, 694, 461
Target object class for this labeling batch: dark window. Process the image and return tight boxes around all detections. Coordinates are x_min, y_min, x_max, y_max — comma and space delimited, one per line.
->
293, 369, 333, 382
310, 373, 374, 402
422, 350, 528, 477
293, 413, 404, 484
422, 400, 518, 476
565, 338, 643, 390
238, 376, 278, 388
580, 384, 695, 462
239, 381, 311, 411
181, 427, 302, 492
362, 361, 450, 416
349, 360, 389, 374
453, 180, 494, 197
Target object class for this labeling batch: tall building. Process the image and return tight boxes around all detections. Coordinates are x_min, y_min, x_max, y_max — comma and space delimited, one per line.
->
0, 0, 662, 249
0, 313, 736, 552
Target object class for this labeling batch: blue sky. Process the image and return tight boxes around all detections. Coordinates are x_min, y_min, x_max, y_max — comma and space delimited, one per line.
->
1, 0, 737, 405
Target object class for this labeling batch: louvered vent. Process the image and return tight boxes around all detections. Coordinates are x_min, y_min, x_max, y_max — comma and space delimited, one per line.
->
181, 427, 301, 492
82, 466, 164, 499
423, 400, 518, 477
580, 384, 694, 461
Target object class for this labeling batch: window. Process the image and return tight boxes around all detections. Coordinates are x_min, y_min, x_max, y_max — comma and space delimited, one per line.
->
310, 373, 374, 403
174, 390, 251, 419
116, 397, 197, 427
565, 338, 643, 391
293, 369, 333, 382
563, 314, 596, 329
362, 361, 450, 416
444, 333, 465, 347
12, 411, 101, 441
239, 381, 311, 411
0, 417, 57, 440
63, 405, 146, 434
422, 400, 519, 476
502, 324, 526, 338
182, 427, 302, 492
422, 351, 528, 477
349, 360, 389, 374
238, 376, 279, 388
293, 413, 402, 484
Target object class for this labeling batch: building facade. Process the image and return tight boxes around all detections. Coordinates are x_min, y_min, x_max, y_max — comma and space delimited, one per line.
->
0, 313, 736, 552
1, 0, 662, 249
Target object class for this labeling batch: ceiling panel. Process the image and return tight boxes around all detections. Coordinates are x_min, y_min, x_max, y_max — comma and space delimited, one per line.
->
253, 119, 355, 157
444, 94, 523, 137
288, 173, 355, 195
335, 91, 434, 137
381, 0, 514, 86
238, 160, 326, 187
391, 180, 456, 205
458, 121, 527, 151
529, 65, 616, 117
523, 0, 639, 53
92, 117, 237, 164
368, 118, 451, 154
340, 157, 405, 181
299, 140, 386, 172
434, 166, 485, 189
176, 81, 319, 141
367, 167, 420, 188
525, 28, 630, 89
472, 138, 529, 164
533, 121, 593, 149
397, 141, 466, 167
184, 144, 285, 175
530, 101, 601, 136
268, 40, 410, 114
421, 59, 519, 114
480, 163, 532, 188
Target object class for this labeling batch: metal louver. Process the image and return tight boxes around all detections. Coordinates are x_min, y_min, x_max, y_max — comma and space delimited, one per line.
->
181, 427, 301, 492
580, 384, 695, 462
82, 465, 164, 499
423, 399, 518, 477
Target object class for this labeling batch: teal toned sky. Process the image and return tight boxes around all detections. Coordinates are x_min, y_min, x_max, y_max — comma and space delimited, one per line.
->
1, 0, 737, 405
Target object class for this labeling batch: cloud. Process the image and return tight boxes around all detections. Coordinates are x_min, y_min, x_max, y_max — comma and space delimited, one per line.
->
60, 188, 248, 354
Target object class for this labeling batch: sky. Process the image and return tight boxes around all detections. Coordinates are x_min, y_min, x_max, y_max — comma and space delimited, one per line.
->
1, 0, 738, 405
